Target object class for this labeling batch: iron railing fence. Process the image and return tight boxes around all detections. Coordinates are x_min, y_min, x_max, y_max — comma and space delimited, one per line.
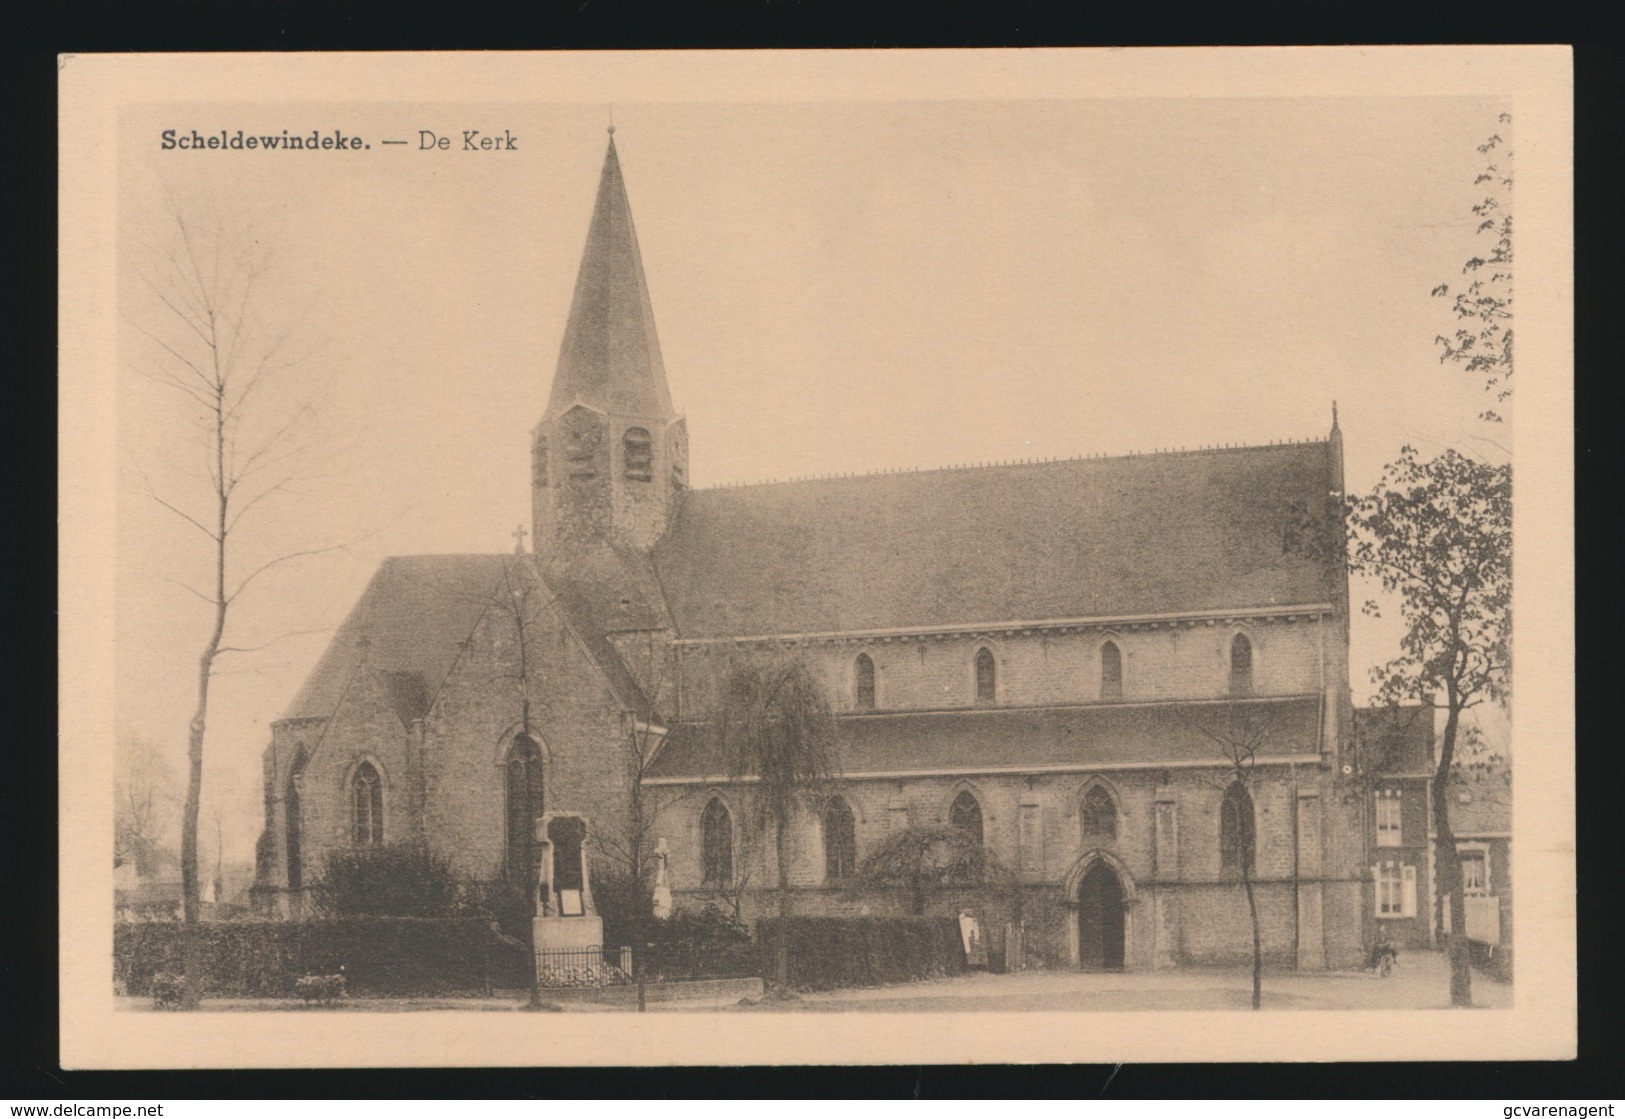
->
533, 946, 632, 988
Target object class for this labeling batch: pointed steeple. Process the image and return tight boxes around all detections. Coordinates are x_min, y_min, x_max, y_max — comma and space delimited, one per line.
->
544, 133, 676, 423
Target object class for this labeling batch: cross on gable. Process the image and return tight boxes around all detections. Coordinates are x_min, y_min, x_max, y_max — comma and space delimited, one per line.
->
512, 524, 528, 554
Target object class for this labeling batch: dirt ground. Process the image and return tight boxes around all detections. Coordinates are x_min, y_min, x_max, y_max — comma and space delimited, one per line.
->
119, 950, 1508, 1014
719, 951, 1512, 1013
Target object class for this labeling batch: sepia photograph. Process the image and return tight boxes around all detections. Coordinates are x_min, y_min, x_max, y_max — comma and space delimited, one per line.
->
59, 48, 1574, 1067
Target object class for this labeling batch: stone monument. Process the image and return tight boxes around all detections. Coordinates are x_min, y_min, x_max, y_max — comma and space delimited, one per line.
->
532, 813, 603, 953
651, 837, 673, 920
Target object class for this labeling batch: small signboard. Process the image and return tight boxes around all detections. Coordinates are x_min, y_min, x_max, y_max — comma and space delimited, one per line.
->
558, 889, 584, 917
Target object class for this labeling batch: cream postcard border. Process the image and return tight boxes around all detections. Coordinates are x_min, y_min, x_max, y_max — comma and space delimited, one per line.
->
59, 46, 1575, 1068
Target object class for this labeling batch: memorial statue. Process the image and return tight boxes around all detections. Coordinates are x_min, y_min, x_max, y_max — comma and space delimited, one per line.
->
652, 837, 673, 920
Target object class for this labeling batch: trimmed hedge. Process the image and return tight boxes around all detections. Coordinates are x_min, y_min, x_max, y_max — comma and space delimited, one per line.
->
755, 916, 965, 991
114, 918, 529, 997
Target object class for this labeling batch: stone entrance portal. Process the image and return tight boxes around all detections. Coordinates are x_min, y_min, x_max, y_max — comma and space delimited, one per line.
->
1076, 862, 1127, 969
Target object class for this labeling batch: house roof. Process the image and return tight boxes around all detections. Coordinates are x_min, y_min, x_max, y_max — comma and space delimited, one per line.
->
1448, 761, 1511, 836
653, 441, 1338, 640
646, 696, 1322, 781
1354, 703, 1436, 776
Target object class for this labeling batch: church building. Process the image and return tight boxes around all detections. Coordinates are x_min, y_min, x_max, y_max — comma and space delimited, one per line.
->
253, 132, 1370, 971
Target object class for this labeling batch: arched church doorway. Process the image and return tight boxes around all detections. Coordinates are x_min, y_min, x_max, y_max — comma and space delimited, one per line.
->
1076, 861, 1126, 970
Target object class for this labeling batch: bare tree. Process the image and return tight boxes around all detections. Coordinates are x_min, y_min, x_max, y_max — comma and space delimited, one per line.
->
1182, 703, 1283, 1011
115, 735, 181, 877
127, 197, 337, 1006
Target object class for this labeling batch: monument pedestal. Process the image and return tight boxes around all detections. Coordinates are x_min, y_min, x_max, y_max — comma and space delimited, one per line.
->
533, 916, 605, 952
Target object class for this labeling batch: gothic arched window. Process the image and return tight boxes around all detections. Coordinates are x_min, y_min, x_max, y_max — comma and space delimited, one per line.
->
973, 647, 997, 705
1229, 634, 1254, 696
350, 761, 384, 848
1100, 641, 1123, 702
701, 798, 734, 885
623, 427, 653, 482
949, 790, 984, 845
1220, 781, 1256, 877
1082, 785, 1118, 843
505, 735, 545, 884
854, 653, 876, 710
284, 746, 308, 892
823, 797, 857, 881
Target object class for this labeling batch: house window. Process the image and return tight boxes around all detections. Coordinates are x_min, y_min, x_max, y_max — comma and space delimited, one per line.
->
823, 798, 857, 881
1219, 781, 1255, 877
854, 653, 876, 710
1082, 785, 1118, 844
284, 746, 308, 892
349, 761, 384, 848
701, 798, 734, 885
949, 790, 984, 846
973, 647, 997, 705
1460, 848, 1490, 896
623, 427, 654, 481
1100, 641, 1123, 701
505, 735, 545, 884
1375, 789, 1402, 847
1229, 634, 1254, 696
1375, 860, 1418, 918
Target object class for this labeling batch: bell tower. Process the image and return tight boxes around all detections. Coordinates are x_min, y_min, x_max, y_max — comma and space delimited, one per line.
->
532, 128, 688, 557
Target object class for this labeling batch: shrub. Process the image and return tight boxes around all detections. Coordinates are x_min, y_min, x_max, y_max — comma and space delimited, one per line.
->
114, 918, 526, 998
590, 869, 654, 951
755, 916, 964, 991
535, 961, 630, 989
293, 972, 348, 1005
309, 842, 460, 918
149, 971, 185, 1010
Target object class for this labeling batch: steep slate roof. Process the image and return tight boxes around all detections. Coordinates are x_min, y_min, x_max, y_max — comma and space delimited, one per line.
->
281, 553, 650, 723
1448, 761, 1511, 836
1354, 703, 1436, 776
647, 696, 1321, 780
543, 136, 675, 423
654, 441, 1337, 639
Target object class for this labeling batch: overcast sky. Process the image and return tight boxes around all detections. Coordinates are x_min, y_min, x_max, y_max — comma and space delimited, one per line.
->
117, 96, 1510, 866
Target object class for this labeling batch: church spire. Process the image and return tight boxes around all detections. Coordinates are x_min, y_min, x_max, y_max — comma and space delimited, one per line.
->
543, 132, 675, 423
531, 132, 689, 558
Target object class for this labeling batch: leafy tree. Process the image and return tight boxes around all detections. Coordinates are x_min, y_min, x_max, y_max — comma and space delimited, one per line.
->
1432, 113, 1514, 420
859, 826, 1016, 917
714, 659, 837, 992
1346, 445, 1512, 1007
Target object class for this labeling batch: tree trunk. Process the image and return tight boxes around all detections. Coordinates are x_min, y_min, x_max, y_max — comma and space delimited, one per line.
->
1433, 699, 1473, 1007
774, 816, 791, 991
180, 490, 228, 1008
1243, 857, 1262, 1010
